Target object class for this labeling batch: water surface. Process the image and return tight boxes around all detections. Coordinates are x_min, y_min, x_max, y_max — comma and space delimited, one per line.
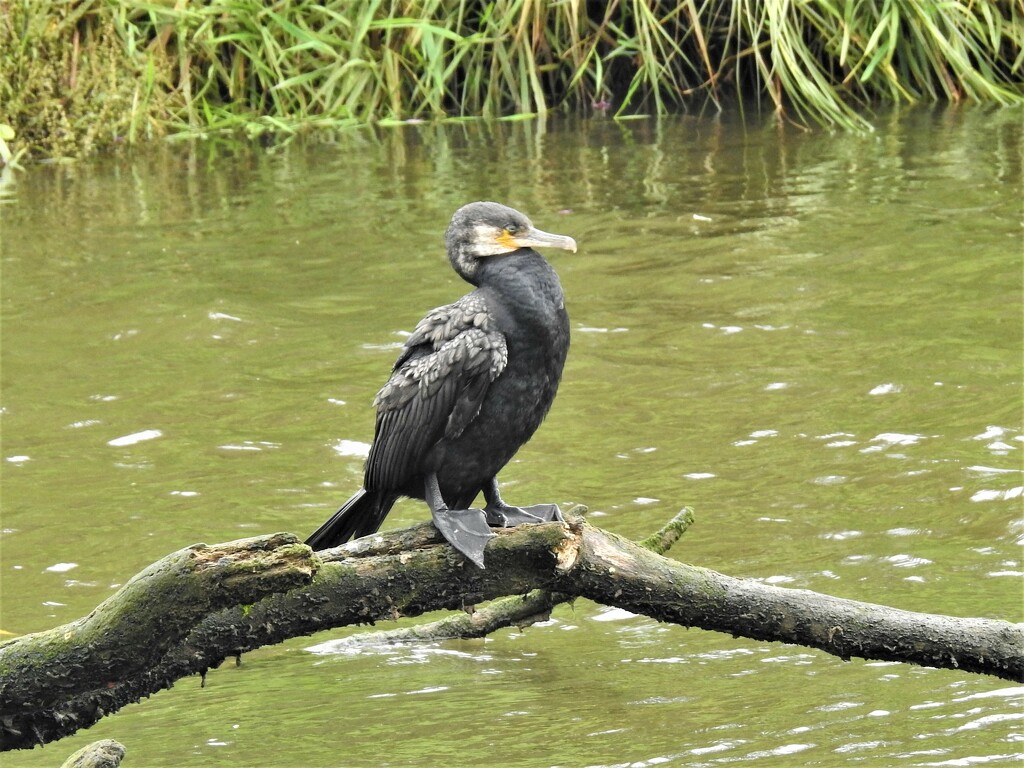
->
2, 106, 1021, 766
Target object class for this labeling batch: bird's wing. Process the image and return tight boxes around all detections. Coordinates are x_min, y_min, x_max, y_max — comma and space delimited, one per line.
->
364, 298, 507, 492
395, 295, 494, 368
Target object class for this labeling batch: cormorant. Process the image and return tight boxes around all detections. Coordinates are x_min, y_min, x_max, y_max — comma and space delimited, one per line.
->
305, 201, 577, 568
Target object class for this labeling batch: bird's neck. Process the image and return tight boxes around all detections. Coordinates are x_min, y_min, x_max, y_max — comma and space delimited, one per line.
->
475, 250, 563, 311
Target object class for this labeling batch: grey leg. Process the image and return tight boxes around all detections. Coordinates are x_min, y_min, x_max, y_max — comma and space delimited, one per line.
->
424, 473, 495, 569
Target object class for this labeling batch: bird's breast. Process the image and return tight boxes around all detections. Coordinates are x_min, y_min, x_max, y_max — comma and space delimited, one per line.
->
430, 250, 569, 501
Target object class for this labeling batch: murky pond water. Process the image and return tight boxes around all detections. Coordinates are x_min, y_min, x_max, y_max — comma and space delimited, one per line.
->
2, 107, 1021, 766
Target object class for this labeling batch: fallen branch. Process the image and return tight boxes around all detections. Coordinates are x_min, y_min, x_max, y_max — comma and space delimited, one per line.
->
0, 534, 317, 751
568, 522, 1021, 679
2, 516, 1020, 752
59, 739, 126, 768
336, 506, 695, 647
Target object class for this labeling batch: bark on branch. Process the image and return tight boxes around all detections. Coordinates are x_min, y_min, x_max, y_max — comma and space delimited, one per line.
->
0, 533, 317, 750
2, 516, 1020, 753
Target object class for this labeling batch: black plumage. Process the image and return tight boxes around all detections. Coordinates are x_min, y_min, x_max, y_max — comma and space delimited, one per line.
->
305, 201, 577, 567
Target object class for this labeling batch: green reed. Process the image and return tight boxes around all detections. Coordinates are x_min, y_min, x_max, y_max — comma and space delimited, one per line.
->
1, 0, 1021, 159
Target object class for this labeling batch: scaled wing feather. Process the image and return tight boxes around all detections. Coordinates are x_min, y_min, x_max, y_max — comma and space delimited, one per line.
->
365, 295, 506, 492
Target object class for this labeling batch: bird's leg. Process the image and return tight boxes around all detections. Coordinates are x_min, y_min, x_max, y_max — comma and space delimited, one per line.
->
424, 473, 496, 569
482, 477, 565, 527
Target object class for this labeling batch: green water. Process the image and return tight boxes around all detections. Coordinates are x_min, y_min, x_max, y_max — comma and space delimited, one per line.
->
2, 107, 1021, 766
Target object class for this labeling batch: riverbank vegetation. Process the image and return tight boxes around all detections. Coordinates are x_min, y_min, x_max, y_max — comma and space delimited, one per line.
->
1, 0, 1022, 161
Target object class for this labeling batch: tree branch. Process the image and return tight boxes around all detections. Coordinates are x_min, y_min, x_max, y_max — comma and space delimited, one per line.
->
0, 533, 317, 751
335, 506, 696, 647
59, 739, 125, 768
568, 522, 1022, 680
2, 516, 1020, 753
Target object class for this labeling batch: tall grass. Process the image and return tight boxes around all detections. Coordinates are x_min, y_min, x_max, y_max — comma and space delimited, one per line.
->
1, 0, 1021, 159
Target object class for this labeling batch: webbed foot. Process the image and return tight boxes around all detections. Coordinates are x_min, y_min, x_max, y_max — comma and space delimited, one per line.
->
483, 502, 565, 527
481, 477, 565, 529
429, 507, 496, 569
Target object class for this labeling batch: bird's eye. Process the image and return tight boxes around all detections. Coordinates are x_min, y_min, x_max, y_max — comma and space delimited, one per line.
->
505, 224, 519, 235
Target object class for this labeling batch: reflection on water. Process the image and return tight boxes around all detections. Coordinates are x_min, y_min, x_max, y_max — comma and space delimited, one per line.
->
2, 106, 1021, 766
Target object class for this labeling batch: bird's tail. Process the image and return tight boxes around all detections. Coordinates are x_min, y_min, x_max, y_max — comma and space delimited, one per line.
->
304, 489, 397, 551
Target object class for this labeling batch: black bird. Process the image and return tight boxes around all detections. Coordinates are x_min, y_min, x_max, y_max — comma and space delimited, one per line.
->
306, 201, 577, 568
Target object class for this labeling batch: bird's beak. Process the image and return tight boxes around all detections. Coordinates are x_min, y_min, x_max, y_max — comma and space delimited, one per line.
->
502, 226, 578, 254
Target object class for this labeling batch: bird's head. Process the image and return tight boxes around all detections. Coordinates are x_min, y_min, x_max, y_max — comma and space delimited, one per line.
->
445, 201, 577, 282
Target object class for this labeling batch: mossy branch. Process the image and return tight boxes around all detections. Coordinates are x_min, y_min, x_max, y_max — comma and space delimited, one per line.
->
2, 516, 1020, 754
0, 534, 317, 751
337, 506, 697, 647
59, 739, 126, 768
